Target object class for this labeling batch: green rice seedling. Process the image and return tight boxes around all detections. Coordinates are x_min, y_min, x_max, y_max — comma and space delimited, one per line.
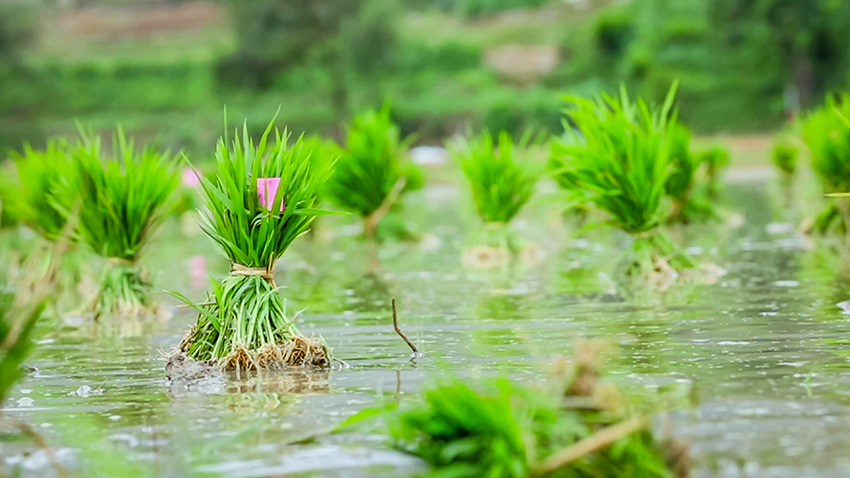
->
0, 162, 20, 229
772, 136, 798, 176
664, 124, 718, 224
342, 342, 689, 477
7, 140, 75, 240
450, 130, 543, 257
0, 281, 43, 406
550, 83, 698, 279
325, 105, 422, 240
0, 229, 68, 406
801, 94, 850, 237
695, 146, 729, 198
70, 128, 180, 319
173, 116, 335, 371
6, 140, 89, 309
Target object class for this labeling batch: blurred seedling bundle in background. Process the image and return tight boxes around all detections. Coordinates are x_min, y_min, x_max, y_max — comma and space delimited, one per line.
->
324, 105, 423, 242
549, 83, 700, 287
69, 128, 180, 321
800, 93, 850, 241
449, 129, 544, 268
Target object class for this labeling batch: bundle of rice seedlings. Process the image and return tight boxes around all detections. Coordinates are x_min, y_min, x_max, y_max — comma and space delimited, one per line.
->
324, 105, 422, 240
695, 145, 729, 198
450, 129, 542, 265
663, 124, 717, 224
6, 140, 87, 306
801, 93, 850, 237
342, 342, 689, 477
173, 117, 335, 371
7, 140, 75, 240
550, 84, 698, 278
771, 137, 798, 177
70, 128, 180, 319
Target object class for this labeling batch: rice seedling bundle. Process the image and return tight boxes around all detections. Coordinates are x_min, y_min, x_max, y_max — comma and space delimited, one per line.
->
325, 105, 422, 240
342, 342, 688, 477
175, 118, 335, 371
550, 84, 697, 276
7, 140, 75, 240
802, 94, 850, 236
771, 137, 798, 176
450, 130, 542, 254
70, 128, 179, 319
695, 146, 729, 198
664, 124, 717, 224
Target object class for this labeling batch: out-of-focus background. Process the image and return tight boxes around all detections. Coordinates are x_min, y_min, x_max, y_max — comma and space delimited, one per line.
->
1, 0, 849, 156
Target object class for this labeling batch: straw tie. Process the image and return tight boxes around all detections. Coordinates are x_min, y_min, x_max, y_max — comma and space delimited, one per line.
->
230, 263, 277, 287
106, 257, 135, 267
632, 230, 658, 239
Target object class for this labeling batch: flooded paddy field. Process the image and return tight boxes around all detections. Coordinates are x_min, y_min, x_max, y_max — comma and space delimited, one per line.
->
3, 177, 850, 477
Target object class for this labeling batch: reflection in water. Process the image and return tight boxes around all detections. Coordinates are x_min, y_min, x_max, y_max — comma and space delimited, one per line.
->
5, 182, 850, 476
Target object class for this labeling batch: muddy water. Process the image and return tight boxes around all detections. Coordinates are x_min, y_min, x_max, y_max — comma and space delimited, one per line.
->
4, 177, 850, 477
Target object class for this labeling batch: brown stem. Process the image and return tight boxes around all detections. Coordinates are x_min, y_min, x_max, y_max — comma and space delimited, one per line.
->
392, 297, 419, 355
533, 415, 647, 475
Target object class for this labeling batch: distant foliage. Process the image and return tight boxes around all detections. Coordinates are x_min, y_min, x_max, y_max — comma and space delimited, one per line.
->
461, 0, 548, 18
593, 8, 634, 57
218, 0, 396, 92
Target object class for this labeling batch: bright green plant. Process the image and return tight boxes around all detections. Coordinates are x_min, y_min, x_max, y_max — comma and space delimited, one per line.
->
70, 128, 180, 319
0, 283, 43, 406
325, 105, 422, 239
550, 83, 697, 276
342, 344, 687, 477
7, 140, 74, 240
801, 93, 850, 236
664, 124, 718, 224
0, 161, 19, 229
0, 234, 66, 406
772, 136, 798, 176
450, 130, 542, 254
174, 117, 335, 370
696, 145, 729, 198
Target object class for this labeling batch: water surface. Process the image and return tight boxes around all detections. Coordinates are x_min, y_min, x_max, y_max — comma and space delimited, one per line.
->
3, 177, 850, 477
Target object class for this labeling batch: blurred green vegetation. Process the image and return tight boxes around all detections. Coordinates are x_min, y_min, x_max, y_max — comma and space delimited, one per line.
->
0, 0, 848, 156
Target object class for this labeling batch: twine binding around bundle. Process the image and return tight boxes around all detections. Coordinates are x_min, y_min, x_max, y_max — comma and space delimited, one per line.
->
106, 257, 135, 267
230, 263, 276, 287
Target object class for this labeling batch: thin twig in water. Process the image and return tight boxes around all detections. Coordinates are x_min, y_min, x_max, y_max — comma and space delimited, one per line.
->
533, 415, 647, 474
392, 298, 419, 355
14, 419, 69, 478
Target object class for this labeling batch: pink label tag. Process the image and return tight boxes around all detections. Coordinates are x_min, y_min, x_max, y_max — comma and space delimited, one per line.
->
257, 177, 285, 212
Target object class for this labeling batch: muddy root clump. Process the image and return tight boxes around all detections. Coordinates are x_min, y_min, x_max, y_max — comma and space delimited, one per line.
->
216, 336, 331, 372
